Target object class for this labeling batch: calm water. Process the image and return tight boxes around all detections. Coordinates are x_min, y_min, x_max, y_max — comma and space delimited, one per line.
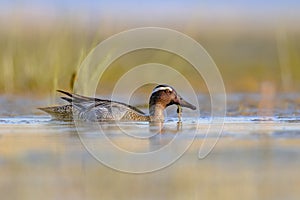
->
0, 94, 300, 200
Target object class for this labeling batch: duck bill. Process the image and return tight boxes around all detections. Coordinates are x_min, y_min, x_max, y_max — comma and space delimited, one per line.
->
178, 96, 196, 110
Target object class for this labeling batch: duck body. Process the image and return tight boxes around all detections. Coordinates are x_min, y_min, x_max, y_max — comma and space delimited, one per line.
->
39, 85, 196, 122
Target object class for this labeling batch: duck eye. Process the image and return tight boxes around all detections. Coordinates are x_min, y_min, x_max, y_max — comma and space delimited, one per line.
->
165, 89, 172, 94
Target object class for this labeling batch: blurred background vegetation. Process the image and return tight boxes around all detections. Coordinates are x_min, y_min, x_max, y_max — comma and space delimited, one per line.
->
0, 0, 299, 95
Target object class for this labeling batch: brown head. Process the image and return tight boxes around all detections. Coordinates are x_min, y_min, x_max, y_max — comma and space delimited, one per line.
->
149, 84, 196, 121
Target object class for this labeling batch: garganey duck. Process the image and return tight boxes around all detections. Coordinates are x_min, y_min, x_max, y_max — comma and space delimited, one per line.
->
39, 85, 196, 122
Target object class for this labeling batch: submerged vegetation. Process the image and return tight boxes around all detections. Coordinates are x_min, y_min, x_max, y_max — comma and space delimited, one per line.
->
0, 20, 300, 95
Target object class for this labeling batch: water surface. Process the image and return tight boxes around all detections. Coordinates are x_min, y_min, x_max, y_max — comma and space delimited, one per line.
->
0, 94, 299, 200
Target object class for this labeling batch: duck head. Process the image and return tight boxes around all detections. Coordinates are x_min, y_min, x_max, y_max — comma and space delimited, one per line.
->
149, 84, 196, 121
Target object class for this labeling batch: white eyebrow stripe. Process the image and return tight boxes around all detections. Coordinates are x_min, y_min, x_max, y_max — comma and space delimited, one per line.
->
151, 86, 173, 95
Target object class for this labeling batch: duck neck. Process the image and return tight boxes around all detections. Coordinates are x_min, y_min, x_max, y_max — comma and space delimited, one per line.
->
149, 104, 165, 122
